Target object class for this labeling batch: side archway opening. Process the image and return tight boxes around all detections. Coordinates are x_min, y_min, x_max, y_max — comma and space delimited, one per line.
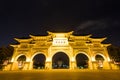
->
17, 55, 26, 69
76, 53, 89, 69
32, 54, 46, 69
95, 54, 105, 69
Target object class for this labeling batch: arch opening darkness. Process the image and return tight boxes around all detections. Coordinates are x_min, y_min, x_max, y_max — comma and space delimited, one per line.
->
52, 52, 69, 69
95, 55, 104, 69
76, 53, 89, 69
17, 55, 26, 69
32, 54, 46, 69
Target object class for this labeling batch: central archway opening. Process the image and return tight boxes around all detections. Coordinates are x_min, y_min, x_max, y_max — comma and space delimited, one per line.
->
76, 53, 89, 69
32, 54, 46, 69
52, 52, 69, 69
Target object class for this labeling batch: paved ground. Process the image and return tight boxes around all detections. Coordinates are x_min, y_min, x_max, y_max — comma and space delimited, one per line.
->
0, 70, 120, 80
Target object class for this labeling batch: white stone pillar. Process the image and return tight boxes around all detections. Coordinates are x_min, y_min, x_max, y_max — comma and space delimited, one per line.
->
45, 61, 52, 69
88, 61, 93, 69
29, 61, 33, 70
92, 61, 98, 70
103, 61, 111, 69
11, 61, 19, 70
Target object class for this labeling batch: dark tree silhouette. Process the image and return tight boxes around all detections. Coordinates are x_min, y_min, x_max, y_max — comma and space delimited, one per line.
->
0, 45, 14, 69
107, 45, 120, 62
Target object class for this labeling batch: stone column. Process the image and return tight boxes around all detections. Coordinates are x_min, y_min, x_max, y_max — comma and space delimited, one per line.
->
70, 61, 76, 69
45, 61, 52, 69
88, 61, 93, 69
29, 61, 33, 70
92, 61, 97, 70
11, 61, 18, 70
23, 62, 29, 70
103, 61, 111, 69
9, 62, 13, 70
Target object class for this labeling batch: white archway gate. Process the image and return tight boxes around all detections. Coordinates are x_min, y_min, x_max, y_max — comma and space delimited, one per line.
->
5, 31, 116, 70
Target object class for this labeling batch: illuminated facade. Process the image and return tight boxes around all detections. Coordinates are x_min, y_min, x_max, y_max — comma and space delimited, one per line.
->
4, 31, 119, 70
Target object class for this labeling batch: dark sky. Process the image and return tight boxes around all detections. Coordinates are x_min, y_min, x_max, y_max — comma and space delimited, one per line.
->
0, 0, 120, 46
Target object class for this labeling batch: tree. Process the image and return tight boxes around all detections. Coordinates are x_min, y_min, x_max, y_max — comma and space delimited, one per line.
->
107, 45, 120, 62
0, 45, 14, 69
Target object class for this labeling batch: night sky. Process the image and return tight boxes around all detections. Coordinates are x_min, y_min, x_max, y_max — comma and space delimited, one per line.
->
0, 0, 120, 46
